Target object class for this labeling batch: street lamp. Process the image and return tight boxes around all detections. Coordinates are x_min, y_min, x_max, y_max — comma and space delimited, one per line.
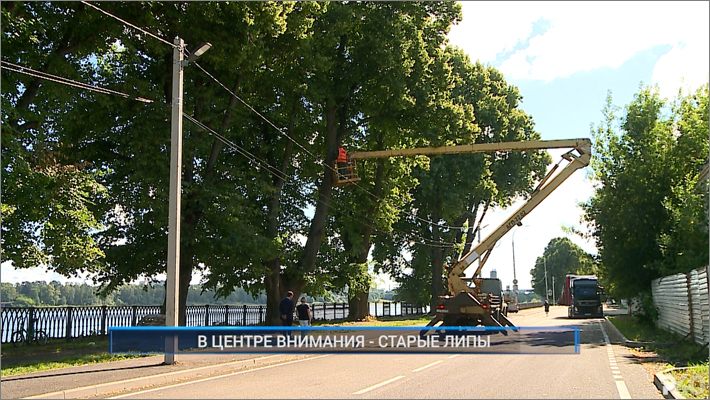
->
477, 224, 489, 270
166, 37, 211, 365
511, 224, 527, 307
544, 257, 551, 302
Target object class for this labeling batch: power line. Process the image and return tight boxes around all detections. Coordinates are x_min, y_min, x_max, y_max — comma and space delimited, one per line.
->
80, 1, 176, 48
191, 61, 468, 232
182, 112, 456, 248
1, 61, 154, 104
182, 113, 458, 248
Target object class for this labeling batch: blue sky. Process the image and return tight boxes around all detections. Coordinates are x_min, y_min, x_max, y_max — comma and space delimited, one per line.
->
3, 1, 709, 295
442, 1, 709, 292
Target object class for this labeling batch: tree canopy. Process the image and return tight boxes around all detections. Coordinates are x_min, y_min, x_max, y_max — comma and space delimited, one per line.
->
3, 1, 553, 323
581, 85, 709, 299
529, 237, 597, 301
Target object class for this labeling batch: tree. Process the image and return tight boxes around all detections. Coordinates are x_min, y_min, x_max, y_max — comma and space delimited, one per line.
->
379, 50, 550, 310
529, 237, 597, 300
581, 85, 709, 299
1, 2, 118, 279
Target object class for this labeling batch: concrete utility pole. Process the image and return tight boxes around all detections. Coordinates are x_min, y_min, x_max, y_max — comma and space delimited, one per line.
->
165, 37, 211, 365
511, 226, 527, 306
552, 276, 556, 304
542, 257, 550, 302
165, 36, 185, 365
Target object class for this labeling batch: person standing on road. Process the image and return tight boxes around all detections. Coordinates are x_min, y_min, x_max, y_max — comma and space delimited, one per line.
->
279, 291, 295, 331
544, 299, 550, 317
296, 297, 312, 337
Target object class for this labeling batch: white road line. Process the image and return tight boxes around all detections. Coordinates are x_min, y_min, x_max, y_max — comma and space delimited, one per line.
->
616, 381, 632, 399
108, 355, 331, 399
353, 376, 406, 395
599, 321, 631, 399
412, 360, 443, 373
447, 354, 460, 359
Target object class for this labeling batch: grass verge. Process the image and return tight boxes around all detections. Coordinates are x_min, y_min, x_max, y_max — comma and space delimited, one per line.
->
1, 353, 142, 377
1, 337, 143, 377
608, 315, 708, 365
670, 362, 709, 399
313, 315, 432, 327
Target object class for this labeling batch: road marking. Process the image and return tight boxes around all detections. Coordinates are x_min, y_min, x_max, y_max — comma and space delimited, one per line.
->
616, 381, 632, 399
599, 321, 631, 399
412, 360, 443, 373
447, 354, 460, 359
353, 376, 406, 395
108, 355, 330, 399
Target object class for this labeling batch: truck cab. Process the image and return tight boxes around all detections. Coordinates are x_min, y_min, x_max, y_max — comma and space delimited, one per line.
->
568, 277, 604, 318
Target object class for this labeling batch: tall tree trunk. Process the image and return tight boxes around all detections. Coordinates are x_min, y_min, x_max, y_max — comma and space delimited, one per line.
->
290, 98, 340, 294
347, 158, 385, 320
262, 99, 296, 325
264, 259, 282, 325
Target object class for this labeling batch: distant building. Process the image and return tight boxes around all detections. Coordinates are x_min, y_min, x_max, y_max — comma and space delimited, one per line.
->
490, 269, 497, 279
0, 301, 11, 308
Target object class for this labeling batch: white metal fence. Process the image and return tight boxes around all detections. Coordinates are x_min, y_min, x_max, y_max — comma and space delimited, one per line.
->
651, 267, 709, 346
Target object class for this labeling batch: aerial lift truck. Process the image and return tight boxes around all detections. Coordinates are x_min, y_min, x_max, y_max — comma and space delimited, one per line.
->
336, 138, 592, 328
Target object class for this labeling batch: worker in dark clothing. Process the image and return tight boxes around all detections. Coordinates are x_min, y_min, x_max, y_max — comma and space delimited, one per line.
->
544, 299, 550, 317
336, 146, 348, 178
279, 291, 295, 331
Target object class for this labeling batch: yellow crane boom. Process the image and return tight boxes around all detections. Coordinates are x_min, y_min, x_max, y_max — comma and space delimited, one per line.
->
338, 138, 592, 328
349, 139, 591, 160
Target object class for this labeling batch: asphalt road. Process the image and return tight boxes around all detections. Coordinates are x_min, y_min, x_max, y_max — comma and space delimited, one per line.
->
106, 306, 662, 399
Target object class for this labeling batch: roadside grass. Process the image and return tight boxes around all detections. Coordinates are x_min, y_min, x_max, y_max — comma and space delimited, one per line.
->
1, 337, 143, 377
670, 362, 709, 399
1, 336, 110, 358
608, 315, 708, 365
313, 315, 432, 327
0, 317, 433, 376
1, 353, 141, 377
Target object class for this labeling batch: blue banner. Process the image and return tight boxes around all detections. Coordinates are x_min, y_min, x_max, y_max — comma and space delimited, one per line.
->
109, 326, 579, 355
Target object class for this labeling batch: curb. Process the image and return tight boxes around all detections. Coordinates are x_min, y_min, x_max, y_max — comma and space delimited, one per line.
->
604, 316, 629, 345
654, 367, 687, 399
21, 354, 309, 399
603, 316, 674, 348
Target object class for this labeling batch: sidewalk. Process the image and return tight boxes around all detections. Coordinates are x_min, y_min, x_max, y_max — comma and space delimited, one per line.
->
1, 352, 313, 399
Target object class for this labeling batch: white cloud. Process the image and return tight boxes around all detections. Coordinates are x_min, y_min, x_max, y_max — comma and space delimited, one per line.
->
447, 2, 546, 63
449, 1, 710, 90
652, 39, 710, 99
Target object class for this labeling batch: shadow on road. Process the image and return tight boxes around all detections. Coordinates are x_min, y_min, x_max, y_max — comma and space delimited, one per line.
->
1, 362, 162, 382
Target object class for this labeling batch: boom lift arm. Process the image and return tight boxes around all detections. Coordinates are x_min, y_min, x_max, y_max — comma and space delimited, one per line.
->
339, 138, 591, 328
342, 138, 592, 295
447, 139, 591, 296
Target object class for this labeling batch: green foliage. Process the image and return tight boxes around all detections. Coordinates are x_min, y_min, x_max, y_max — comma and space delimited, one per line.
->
1, 281, 267, 306
529, 237, 598, 299
380, 50, 551, 306
582, 85, 709, 299
2, 1, 555, 323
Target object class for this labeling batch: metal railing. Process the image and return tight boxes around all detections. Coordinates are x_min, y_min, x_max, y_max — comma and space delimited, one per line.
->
0, 302, 429, 343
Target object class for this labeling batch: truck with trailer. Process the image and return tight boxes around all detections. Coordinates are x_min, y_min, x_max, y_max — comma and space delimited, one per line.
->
336, 138, 592, 328
558, 274, 605, 318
